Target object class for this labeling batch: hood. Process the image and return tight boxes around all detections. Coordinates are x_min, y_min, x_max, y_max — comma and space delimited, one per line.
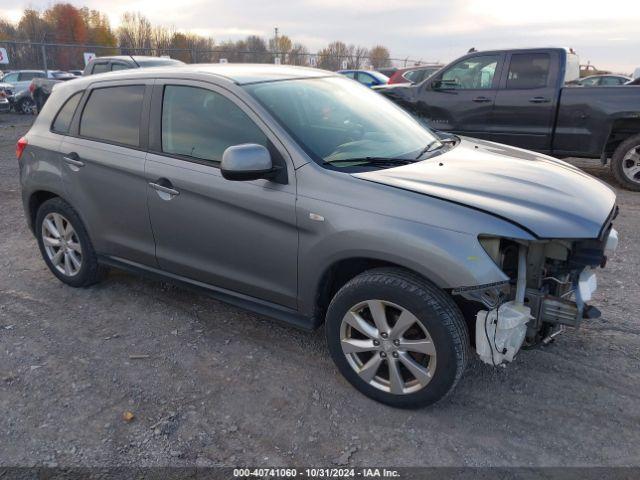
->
354, 137, 616, 239
372, 83, 412, 91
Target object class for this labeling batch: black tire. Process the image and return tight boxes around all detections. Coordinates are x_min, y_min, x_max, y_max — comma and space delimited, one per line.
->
18, 97, 36, 115
325, 268, 469, 408
35, 197, 107, 287
611, 133, 640, 191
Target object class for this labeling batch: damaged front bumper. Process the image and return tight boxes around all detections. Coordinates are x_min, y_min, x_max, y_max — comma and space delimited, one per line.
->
453, 224, 619, 366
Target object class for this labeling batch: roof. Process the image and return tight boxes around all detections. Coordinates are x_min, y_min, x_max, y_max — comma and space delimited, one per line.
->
398, 65, 443, 71
470, 47, 574, 56
4, 69, 45, 74
82, 63, 338, 85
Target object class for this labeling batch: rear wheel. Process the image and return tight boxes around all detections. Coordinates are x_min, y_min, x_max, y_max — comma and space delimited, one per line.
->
35, 197, 106, 287
325, 268, 469, 408
611, 133, 640, 191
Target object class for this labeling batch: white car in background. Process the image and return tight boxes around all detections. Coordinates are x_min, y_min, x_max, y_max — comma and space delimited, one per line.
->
1, 70, 67, 114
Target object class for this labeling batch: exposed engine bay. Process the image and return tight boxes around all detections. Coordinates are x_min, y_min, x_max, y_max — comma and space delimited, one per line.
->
455, 217, 619, 366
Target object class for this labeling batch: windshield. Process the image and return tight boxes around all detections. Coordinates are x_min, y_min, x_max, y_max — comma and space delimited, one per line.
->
244, 76, 439, 168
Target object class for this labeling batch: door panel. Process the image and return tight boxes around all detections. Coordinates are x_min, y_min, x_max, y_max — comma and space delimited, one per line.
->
146, 155, 298, 307
415, 54, 502, 137
490, 52, 558, 152
145, 81, 298, 308
60, 81, 156, 265
60, 137, 156, 265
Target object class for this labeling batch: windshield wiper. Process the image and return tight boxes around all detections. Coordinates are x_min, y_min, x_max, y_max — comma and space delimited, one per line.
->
323, 157, 414, 166
414, 140, 444, 160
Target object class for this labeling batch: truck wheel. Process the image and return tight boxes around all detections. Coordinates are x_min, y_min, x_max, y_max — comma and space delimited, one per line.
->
35, 197, 107, 287
325, 268, 469, 408
611, 134, 640, 191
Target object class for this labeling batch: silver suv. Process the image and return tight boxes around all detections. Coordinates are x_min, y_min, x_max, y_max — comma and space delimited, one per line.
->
18, 65, 619, 407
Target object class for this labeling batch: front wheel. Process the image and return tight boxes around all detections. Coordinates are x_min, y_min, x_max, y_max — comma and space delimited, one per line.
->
18, 97, 36, 115
611, 133, 640, 191
325, 268, 469, 408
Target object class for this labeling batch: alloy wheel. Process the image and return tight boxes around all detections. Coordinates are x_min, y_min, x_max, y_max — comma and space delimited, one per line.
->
41, 212, 83, 277
622, 145, 640, 184
340, 299, 437, 395
21, 98, 36, 115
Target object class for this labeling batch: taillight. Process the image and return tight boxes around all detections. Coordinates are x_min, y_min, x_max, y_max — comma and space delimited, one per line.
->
16, 137, 27, 160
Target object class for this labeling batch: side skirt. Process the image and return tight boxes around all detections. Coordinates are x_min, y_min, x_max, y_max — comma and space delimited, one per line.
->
98, 255, 321, 331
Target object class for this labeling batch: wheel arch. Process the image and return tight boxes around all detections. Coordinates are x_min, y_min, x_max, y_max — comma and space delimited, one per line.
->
604, 119, 640, 159
27, 190, 67, 233
311, 257, 446, 327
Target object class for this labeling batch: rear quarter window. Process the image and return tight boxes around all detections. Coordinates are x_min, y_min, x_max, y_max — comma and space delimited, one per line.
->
79, 85, 145, 147
51, 91, 83, 134
91, 63, 110, 74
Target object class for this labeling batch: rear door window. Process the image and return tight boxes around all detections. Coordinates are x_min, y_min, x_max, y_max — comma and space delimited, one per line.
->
52, 91, 83, 134
19, 72, 43, 81
601, 76, 624, 86
79, 85, 145, 147
356, 73, 376, 87
506, 53, 551, 89
580, 77, 599, 86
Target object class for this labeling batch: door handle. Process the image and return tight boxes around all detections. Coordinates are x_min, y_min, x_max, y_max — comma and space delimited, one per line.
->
149, 182, 180, 197
529, 96, 550, 103
472, 96, 492, 103
63, 153, 84, 168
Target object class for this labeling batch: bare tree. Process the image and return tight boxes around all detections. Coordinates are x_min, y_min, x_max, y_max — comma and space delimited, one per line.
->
244, 35, 270, 63
118, 12, 153, 54
348, 45, 369, 69
369, 45, 391, 69
318, 41, 350, 71
0, 16, 17, 40
152, 25, 174, 57
288, 42, 309, 66
269, 34, 292, 63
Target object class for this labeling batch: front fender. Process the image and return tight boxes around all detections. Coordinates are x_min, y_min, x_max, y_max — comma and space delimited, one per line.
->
297, 213, 516, 317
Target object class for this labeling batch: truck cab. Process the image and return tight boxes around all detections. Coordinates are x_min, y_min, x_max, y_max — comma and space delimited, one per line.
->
377, 47, 640, 190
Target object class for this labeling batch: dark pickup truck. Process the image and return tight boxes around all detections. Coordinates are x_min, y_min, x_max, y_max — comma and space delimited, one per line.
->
376, 48, 640, 190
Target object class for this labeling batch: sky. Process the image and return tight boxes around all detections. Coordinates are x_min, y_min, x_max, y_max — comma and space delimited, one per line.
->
2, 0, 639, 73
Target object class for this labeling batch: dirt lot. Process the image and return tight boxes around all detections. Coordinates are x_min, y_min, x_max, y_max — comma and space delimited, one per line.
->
1, 112, 639, 468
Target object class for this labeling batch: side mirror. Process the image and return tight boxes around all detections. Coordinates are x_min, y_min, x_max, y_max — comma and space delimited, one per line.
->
221, 144, 275, 181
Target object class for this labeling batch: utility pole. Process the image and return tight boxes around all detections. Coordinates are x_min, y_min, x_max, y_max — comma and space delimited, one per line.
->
274, 27, 279, 63
41, 44, 48, 75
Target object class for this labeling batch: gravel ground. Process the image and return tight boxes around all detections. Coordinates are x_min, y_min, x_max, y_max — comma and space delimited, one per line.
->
1, 112, 639, 468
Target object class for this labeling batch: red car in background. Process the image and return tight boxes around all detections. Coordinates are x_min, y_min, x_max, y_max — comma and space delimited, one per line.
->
388, 65, 443, 84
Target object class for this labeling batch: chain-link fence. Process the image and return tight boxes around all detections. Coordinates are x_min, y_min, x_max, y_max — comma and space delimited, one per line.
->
0, 40, 440, 73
